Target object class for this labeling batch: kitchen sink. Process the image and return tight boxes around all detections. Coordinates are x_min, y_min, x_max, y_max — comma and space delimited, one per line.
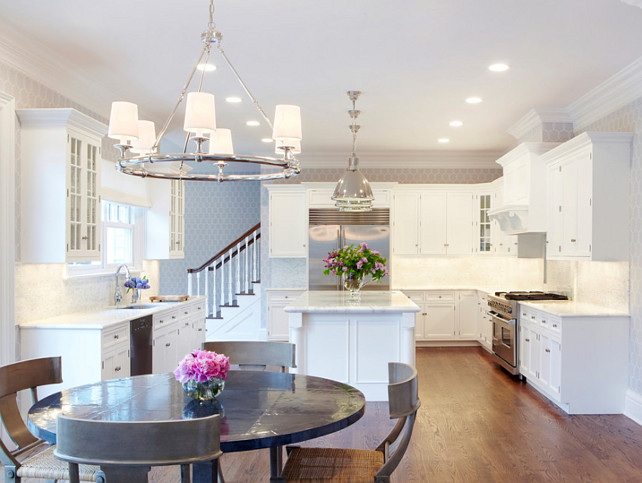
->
116, 304, 160, 310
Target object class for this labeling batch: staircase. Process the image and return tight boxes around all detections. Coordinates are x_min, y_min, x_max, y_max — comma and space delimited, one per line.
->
187, 223, 263, 340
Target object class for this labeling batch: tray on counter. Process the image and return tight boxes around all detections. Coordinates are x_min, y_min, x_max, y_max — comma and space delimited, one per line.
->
150, 295, 190, 302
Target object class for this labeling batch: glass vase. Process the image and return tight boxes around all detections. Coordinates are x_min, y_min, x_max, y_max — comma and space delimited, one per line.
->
182, 378, 225, 401
344, 274, 367, 300
132, 288, 141, 304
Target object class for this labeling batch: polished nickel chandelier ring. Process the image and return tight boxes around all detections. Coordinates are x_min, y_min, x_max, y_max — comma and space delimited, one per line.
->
108, 0, 302, 182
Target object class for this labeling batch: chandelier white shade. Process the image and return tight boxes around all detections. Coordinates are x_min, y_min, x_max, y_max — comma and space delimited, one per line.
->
109, 0, 302, 182
183, 92, 216, 138
108, 101, 139, 144
130, 120, 156, 155
209, 128, 234, 155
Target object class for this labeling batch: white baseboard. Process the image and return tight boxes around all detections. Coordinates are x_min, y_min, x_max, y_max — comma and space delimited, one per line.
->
624, 389, 642, 426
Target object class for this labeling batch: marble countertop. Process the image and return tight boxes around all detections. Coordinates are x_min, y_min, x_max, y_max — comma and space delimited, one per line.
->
284, 290, 420, 314
519, 300, 629, 317
18, 296, 206, 330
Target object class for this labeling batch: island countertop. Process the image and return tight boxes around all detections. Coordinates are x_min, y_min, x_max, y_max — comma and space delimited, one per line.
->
284, 290, 420, 314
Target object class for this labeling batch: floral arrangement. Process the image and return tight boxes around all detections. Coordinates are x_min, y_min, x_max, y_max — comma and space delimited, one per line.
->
124, 276, 150, 292
174, 349, 230, 384
323, 242, 389, 281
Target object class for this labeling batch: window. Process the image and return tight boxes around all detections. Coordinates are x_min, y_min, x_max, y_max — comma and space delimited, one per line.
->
67, 200, 145, 276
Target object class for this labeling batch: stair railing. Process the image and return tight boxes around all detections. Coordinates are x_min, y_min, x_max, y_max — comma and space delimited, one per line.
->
187, 223, 261, 318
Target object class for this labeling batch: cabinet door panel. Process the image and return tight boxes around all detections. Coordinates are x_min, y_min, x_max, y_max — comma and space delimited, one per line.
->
575, 153, 593, 257
269, 191, 307, 257
424, 304, 455, 339
392, 192, 420, 255
458, 291, 478, 338
561, 159, 578, 255
419, 192, 447, 255
446, 193, 473, 255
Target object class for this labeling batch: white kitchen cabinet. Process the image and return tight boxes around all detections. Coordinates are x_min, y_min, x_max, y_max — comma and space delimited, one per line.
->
267, 186, 307, 257
307, 184, 393, 208
474, 193, 492, 254
489, 181, 517, 256
457, 291, 478, 339
403, 291, 427, 340
392, 188, 474, 256
18, 108, 106, 263
147, 178, 185, 259
519, 303, 628, 414
423, 292, 456, 340
476, 291, 492, 351
267, 289, 306, 340
102, 342, 130, 380
543, 132, 632, 261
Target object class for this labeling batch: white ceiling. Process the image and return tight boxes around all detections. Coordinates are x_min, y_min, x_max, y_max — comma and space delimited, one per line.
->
0, 0, 641, 165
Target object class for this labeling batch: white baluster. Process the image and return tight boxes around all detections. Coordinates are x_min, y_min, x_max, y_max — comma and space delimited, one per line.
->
187, 273, 193, 297
220, 256, 226, 306
196, 271, 201, 296
204, 264, 209, 311
236, 242, 241, 297
244, 235, 250, 293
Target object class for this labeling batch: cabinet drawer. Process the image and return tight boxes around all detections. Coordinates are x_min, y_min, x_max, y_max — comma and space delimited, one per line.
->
154, 309, 180, 330
403, 291, 425, 304
425, 291, 455, 303
102, 323, 129, 349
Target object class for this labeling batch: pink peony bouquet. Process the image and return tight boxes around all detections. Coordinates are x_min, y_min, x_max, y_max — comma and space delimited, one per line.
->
174, 349, 230, 384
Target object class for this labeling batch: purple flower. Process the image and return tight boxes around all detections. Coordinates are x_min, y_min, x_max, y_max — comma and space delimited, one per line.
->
356, 260, 364, 269
342, 266, 347, 271
174, 349, 230, 384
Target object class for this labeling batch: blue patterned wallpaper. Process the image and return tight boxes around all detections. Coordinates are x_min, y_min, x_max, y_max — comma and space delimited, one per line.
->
159, 180, 261, 294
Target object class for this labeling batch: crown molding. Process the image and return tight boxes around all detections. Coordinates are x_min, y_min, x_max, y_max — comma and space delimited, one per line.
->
300, 151, 504, 170
621, 0, 642, 9
540, 131, 634, 163
0, 19, 114, 119
567, 56, 642, 131
17, 108, 107, 135
507, 108, 573, 140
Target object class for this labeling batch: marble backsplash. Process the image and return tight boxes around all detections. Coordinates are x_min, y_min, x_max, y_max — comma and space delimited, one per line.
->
14, 260, 160, 325
268, 255, 629, 312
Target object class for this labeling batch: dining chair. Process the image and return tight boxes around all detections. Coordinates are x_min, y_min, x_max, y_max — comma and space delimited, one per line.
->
0, 356, 99, 482
54, 413, 222, 483
202, 341, 296, 372
277, 362, 421, 482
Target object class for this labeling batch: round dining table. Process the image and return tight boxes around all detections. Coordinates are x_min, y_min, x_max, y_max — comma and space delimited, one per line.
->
28, 370, 366, 480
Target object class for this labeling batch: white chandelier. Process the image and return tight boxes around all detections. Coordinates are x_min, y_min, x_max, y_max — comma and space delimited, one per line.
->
107, 0, 302, 182
331, 91, 374, 211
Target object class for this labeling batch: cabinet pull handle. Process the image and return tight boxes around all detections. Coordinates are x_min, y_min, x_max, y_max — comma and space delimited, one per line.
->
198, 306, 202, 310
165, 342, 171, 347
553, 324, 558, 328
570, 238, 576, 242
542, 320, 547, 324
81, 236, 88, 240
198, 328, 203, 332
172, 316, 176, 319
115, 366, 121, 372
545, 348, 551, 353
113, 334, 119, 339
525, 338, 530, 342
531, 315, 535, 319
184, 311, 189, 315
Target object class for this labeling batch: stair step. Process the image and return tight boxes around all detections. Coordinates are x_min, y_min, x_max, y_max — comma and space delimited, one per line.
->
207, 315, 224, 320
236, 292, 255, 296
220, 303, 240, 308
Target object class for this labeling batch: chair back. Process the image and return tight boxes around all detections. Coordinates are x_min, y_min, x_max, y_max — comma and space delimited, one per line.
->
0, 357, 62, 467
203, 341, 296, 372
54, 414, 222, 468
375, 362, 420, 481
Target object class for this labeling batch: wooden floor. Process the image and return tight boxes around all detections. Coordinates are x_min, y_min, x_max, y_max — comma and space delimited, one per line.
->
26, 347, 642, 482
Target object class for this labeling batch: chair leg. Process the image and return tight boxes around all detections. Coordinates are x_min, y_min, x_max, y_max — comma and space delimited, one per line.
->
180, 463, 192, 483
270, 446, 283, 479
68, 462, 80, 483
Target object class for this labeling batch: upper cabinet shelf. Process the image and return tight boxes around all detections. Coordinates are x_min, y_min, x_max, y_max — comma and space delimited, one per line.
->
18, 109, 107, 263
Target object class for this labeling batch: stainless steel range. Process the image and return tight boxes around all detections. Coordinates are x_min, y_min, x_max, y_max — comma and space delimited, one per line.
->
488, 291, 568, 375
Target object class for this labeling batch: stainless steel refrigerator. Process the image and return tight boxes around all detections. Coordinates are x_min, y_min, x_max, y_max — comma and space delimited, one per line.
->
308, 209, 390, 291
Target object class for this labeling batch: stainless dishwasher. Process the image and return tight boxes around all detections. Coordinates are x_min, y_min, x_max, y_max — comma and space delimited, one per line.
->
130, 315, 153, 375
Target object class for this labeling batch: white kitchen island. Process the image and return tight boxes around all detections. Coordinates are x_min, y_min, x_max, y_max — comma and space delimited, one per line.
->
284, 290, 419, 400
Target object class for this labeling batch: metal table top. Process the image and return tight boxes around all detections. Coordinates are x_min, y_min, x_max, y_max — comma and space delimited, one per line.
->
28, 371, 366, 453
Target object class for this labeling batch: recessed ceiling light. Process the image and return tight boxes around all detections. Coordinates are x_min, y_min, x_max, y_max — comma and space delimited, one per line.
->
465, 97, 483, 104
488, 63, 510, 72
449, 120, 463, 127
196, 63, 217, 72
261, 138, 273, 143
225, 96, 242, 103
246, 120, 260, 127
438, 138, 450, 143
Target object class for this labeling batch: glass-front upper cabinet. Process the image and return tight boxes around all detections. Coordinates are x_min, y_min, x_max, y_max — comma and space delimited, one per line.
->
18, 108, 106, 263
478, 193, 492, 253
169, 179, 185, 258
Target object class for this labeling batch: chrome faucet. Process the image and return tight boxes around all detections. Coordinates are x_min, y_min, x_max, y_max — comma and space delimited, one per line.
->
114, 264, 131, 306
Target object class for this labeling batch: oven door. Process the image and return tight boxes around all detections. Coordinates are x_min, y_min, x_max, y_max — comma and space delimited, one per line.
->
490, 312, 517, 368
